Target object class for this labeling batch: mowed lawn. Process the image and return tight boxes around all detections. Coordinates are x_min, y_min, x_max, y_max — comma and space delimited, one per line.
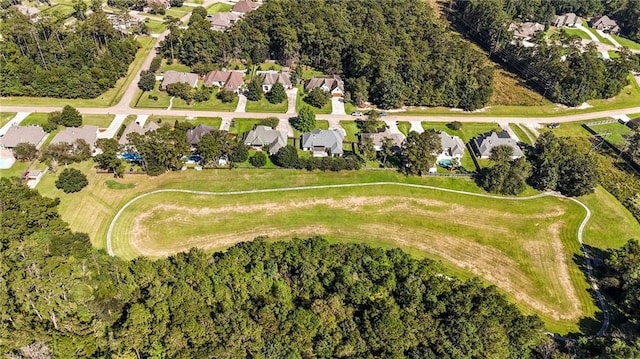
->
588, 122, 632, 148
34, 164, 640, 334
0, 113, 16, 127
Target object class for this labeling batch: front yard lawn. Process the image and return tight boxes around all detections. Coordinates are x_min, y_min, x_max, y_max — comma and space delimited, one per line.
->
22, 113, 49, 126
339, 121, 360, 142
295, 85, 332, 114
207, 2, 233, 14
189, 117, 223, 129
245, 97, 287, 113
83, 115, 115, 128
0, 113, 16, 127
422, 121, 501, 142
588, 122, 633, 148
229, 118, 261, 135
397, 121, 411, 136
611, 34, 640, 50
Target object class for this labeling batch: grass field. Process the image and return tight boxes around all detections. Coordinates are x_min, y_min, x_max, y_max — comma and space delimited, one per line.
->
611, 34, 640, 50
207, 2, 233, 14
83, 115, 115, 128
159, 59, 191, 73
339, 121, 359, 142
0, 37, 155, 108
0, 113, 16, 127
509, 123, 534, 145
22, 113, 49, 126
229, 118, 261, 135
144, 19, 166, 34
589, 122, 632, 147
34, 162, 640, 334
245, 97, 288, 113
397, 121, 411, 136
490, 69, 550, 107
562, 27, 591, 40
422, 121, 500, 142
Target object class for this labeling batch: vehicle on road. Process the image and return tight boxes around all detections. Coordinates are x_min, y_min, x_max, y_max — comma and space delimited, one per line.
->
351, 112, 363, 116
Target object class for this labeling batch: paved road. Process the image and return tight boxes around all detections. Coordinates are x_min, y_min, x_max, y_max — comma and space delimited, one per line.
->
105, 181, 608, 335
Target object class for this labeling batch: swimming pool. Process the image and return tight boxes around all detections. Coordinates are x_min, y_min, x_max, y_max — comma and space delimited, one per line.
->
0, 156, 16, 169
437, 159, 452, 167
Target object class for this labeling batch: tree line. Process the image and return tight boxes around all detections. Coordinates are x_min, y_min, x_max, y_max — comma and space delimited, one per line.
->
0, 8, 138, 99
0, 177, 549, 357
159, 0, 494, 110
449, 0, 638, 107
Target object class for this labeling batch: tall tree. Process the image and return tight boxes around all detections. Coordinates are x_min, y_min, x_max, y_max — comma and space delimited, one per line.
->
138, 70, 156, 92
60, 105, 83, 127
402, 130, 440, 175
292, 106, 316, 132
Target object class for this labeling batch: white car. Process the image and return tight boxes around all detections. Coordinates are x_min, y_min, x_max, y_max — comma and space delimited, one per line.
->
351, 112, 363, 116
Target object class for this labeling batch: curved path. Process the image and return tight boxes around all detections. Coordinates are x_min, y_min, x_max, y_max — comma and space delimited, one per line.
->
105, 181, 608, 335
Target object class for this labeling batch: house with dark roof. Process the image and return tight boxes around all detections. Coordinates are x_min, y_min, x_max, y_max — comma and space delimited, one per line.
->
51, 125, 99, 150
361, 129, 404, 152
258, 71, 292, 92
160, 71, 199, 90
119, 121, 160, 146
508, 22, 545, 41
207, 12, 241, 31
186, 124, 214, 145
243, 125, 287, 154
590, 15, 620, 34
553, 13, 580, 27
0, 125, 48, 149
437, 131, 465, 162
305, 76, 344, 97
472, 131, 523, 159
231, 0, 260, 15
301, 129, 344, 157
203, 70, 245, 92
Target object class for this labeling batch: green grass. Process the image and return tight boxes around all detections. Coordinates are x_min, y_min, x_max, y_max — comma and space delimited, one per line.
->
0, 37, 155, 108
588, 122, 632, 147
245, 97, 287, 113
608, 51, 620, 59
41, 4, 74, 20
339, 121, 359, 142
0, 161, 29, 179
229, 118, 261, 135
133, 82, 171, 108
299, 65, 324, 80
295, 85, 332, 114
562, 27, 592, 40
422, 121, 501, 142
159, 59, 191, 73
144, 19, 166, 34
188, 117, 222, 129
105, 180, 136, 189
509, 123, 533, 145
83, 115, 115, 128
344, 102, 358, 115
610, 34, 640, 50
538, 120, 594, 138
581, 186, 640, 249
207, 2, 233, 14
164, 6, 191, 18
582, 20, 614, 45
397, 121, 411, 136
315, 120, 329, 130
22, 113, 49, 127
0, 113, 16, 127
172, 89, 239, 111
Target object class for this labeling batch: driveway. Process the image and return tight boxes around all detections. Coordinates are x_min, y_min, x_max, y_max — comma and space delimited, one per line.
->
136, 114, 149, 127
597, 30, 622, 48
275, 116, 294, 137
331, 96, 346, 115
219, 116, 232, 131
408, 121, 424, 133
384, 120, 402, 134
97, 114, 127, 139
0, 112, 30, 136
235, 94, 247, 113
286, 88, 298, 115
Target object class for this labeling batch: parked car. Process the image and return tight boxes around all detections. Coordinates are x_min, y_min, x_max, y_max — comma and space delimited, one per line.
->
351, 112, 363, 116
379, 112, 388, 117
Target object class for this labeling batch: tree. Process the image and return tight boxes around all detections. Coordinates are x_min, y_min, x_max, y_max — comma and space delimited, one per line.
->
217, 89, 237, 103
149, 56, 162, 73
95, 138, 125, 177
44, 111, 62, 132
292, 106, 316, 132
166, 82, 193, 102
193, 86, 212, 102
304, 88, 330, 108
169, 0, 183, 6
60, 105, 82, 127
73, 0, 87, 20
489, 144, 515, 164
230, 142, 249, 163
12, 143, 38, 161
138, 70, 156, 92
401, 130, 440, 175
357, 111, 381, 134
266, 83, 287, 104
55, 168, 88, 193
246, 79, 263, 101
478, 158, 531, 195
359, 136, 376, 161
380, 137, 396, 167
273, 145, 299, 168
197, 131, 233, 165
249, 151, 267, 167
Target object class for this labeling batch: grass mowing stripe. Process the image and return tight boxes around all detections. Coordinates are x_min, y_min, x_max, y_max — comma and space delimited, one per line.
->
509, 123, 533, 145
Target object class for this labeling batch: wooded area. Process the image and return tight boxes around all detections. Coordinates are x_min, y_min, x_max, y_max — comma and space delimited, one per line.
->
159, 0, 494, 110
0, 9, 137, 98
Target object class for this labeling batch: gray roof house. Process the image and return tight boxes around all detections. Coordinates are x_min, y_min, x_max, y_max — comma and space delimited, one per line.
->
0, 125, 48, 149
361, 129, 404, 151
508, 22, 545, 40
231, 0, 260, 15
472, 131, 524, 159
553, 13, 580, 27
160, 71, 199, 90
119, 121, 159, 145
186, 124, 214, 145
590, 15, 620, 34
437, 131, 465, 162
50, 125, 99, 150
243, 125, 287, 154
305, 76, 344, 97
258, 71, 292, 92
301, 129, 344, 157
207, 12, 241, 31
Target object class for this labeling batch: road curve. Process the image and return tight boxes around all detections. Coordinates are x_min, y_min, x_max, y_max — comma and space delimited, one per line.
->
105, 181, 607, 335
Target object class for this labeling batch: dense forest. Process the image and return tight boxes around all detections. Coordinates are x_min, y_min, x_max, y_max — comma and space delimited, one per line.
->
160, 0, 494, 110
0, 8, 137, 98
0, 177, 552, 358
449, 0, 638, 106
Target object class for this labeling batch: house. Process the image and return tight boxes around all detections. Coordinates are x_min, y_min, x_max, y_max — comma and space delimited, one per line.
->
243, 125, 287, 154
144, 0, 169, 11
160, 71, 199, 90
257, 70, 292, 92
509, 22, 545, 41
301, 129, 344, 157
472, 131, 524, 159
50, 125, 99, 150
118, 121, 159, 146
231, 0, 260, 15
590, 15, 620, 34
0, 125, 48, 149
207, 12, 241, 31
437, 131, 465, 163
15, 4, 40, 17
553, 13, 580, 27
203, 70, 244, 92
305, 76, 344, 97
186, 124, 214, 146
361, 129, 404, 151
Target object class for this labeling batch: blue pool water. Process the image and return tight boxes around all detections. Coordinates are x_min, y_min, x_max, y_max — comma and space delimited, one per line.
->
438, 159, 452, 167
0, 157, 15, 169
121, 153, 142, 162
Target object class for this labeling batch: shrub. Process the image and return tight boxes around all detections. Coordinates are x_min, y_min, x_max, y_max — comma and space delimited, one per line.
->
266, 83, 287, 104
304, 87, 330, 108
55, 168, 88, 193
216, 89, 237, 103
249, 151, 267, 167
149, 56, 162, 73
448, 121, 463, 130
60, 105, 82, 127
